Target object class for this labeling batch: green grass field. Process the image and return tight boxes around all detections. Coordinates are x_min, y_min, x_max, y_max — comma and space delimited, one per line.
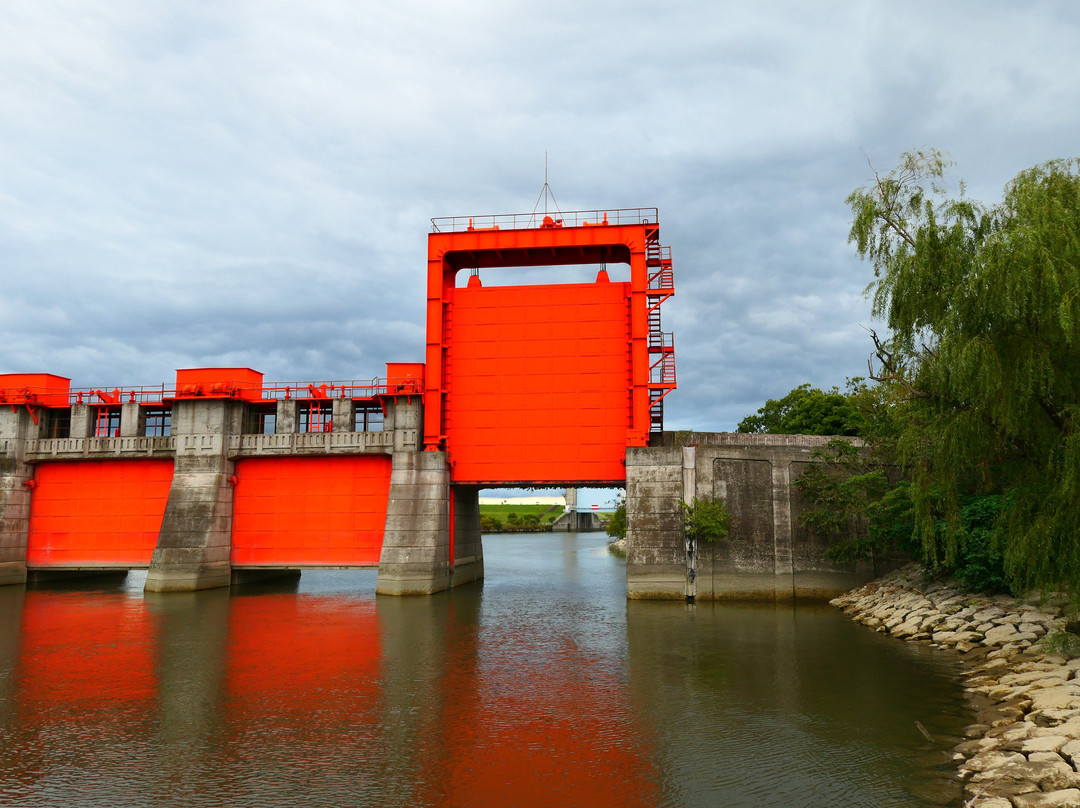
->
479, 503, 564, 523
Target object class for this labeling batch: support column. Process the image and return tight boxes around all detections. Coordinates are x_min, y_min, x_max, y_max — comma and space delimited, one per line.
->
145, 399, 242, 592
450, 484, 484, 588
0, 459, 30, 586
331, 398, 353, 433
376, 451, 452, 595
0, 406, 30, 586
70, 403, 93, 438
120, 402, 141, 437
275, 399, 298, 434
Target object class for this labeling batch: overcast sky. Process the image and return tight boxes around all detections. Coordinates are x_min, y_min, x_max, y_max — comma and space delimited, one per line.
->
3, 1, 1079, 445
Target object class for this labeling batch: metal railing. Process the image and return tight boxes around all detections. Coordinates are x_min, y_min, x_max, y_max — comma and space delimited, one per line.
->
12, 376, 428, 407
257, 377, 420, 401
431, 207, 659, 233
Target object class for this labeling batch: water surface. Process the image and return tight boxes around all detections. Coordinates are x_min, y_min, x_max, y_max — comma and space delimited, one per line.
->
0, 532, 968, 807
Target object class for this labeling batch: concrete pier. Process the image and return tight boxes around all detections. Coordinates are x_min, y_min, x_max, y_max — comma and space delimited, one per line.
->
0, 408, 32, 586
375, 451, 452, 595
374, 452, 488, 596
450, 484, 484, 587
146, 399, 242, 592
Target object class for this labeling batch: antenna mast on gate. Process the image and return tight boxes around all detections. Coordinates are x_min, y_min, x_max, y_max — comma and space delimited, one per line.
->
532, 152, 562, 217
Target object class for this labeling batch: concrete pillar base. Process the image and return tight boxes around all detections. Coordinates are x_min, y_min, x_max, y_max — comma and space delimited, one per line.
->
450, 557, 484, 588
0, 562, 26, 586
626, 570, 686, 600
376, 564, 451, 596
145, 566, 232, 592
703, 573, 797, 602
376, 451, 453, 597
231, 569, 302, 587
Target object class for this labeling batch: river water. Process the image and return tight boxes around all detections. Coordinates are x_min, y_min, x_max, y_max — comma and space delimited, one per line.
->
0, 532, 970, 807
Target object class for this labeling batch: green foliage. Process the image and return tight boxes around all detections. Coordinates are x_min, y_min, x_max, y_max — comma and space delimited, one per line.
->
480, 515, 503, 533
523, 513, 541, 528
948, 495, 1010, 594
680, 496, 730, 543
848, 150, 1080, 592
606, 499, 627, 539
737, 382, 866, 436
795, 438, 915, 562
506, 512, 521, 528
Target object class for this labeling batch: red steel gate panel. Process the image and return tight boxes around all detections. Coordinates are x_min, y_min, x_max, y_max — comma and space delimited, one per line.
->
27, 460, 174, 567
445, 281, 632, 485
230, 455, 391, 567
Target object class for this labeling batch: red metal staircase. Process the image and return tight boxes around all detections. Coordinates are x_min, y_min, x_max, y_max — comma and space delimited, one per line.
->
645, 231, 676, 434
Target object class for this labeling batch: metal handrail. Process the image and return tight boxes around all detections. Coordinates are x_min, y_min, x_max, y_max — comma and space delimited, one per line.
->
648, 332, 674, 350
13, 376, 429, 407
431, 207, 659, 233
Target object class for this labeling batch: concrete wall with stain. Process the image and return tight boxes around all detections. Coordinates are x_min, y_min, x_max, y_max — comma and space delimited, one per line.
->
626, 433, 885, 602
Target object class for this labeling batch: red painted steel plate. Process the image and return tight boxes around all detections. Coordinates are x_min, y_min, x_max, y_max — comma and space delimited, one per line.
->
230, 455, 391, 567
27, 460, 174, 567
445, 281, 632, 484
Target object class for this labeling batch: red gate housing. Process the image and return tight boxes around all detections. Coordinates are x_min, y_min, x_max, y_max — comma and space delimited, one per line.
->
424, 209, 676, 485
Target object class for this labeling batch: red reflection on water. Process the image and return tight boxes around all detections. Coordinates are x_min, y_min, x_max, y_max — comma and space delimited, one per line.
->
421, 638, 662, 808
16, 592, 157, 708
222, 596, 381, 721
5, 591, 159, 795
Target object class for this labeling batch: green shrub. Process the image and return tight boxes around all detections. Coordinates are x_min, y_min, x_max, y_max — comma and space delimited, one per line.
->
681, 496, 730, 543
606, 500, 627, 540
948, 494, 1010, 594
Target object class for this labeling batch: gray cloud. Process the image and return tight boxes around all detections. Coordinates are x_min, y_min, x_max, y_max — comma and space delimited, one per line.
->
2, 0, 1079, 433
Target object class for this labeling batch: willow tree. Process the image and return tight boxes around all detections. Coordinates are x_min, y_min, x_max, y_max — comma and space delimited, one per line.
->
848, 150, 1080, 592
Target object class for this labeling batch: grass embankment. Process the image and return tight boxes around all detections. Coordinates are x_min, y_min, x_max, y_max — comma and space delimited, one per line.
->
479, 503, 564, 532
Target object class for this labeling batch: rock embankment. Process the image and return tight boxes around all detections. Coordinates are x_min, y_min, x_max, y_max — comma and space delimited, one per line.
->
833, 564, 1080, 808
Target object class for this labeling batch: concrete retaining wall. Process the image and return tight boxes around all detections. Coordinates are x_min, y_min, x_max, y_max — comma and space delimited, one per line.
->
626, 432, 881, 602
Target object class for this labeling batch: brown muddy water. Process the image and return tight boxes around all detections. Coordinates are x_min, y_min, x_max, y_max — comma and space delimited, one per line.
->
0, 531, 969, 807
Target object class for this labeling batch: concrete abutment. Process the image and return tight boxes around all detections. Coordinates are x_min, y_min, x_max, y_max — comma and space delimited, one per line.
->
627, 433, 885, 602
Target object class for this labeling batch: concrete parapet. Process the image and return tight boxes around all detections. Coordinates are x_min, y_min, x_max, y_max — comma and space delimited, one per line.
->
656, 431, 865, 449
225, 430, 393, 457
22, 436, 175, 461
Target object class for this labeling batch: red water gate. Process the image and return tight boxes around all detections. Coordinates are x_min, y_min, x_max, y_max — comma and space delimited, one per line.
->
230, 455, 392, 567
27, 460, 174, 567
